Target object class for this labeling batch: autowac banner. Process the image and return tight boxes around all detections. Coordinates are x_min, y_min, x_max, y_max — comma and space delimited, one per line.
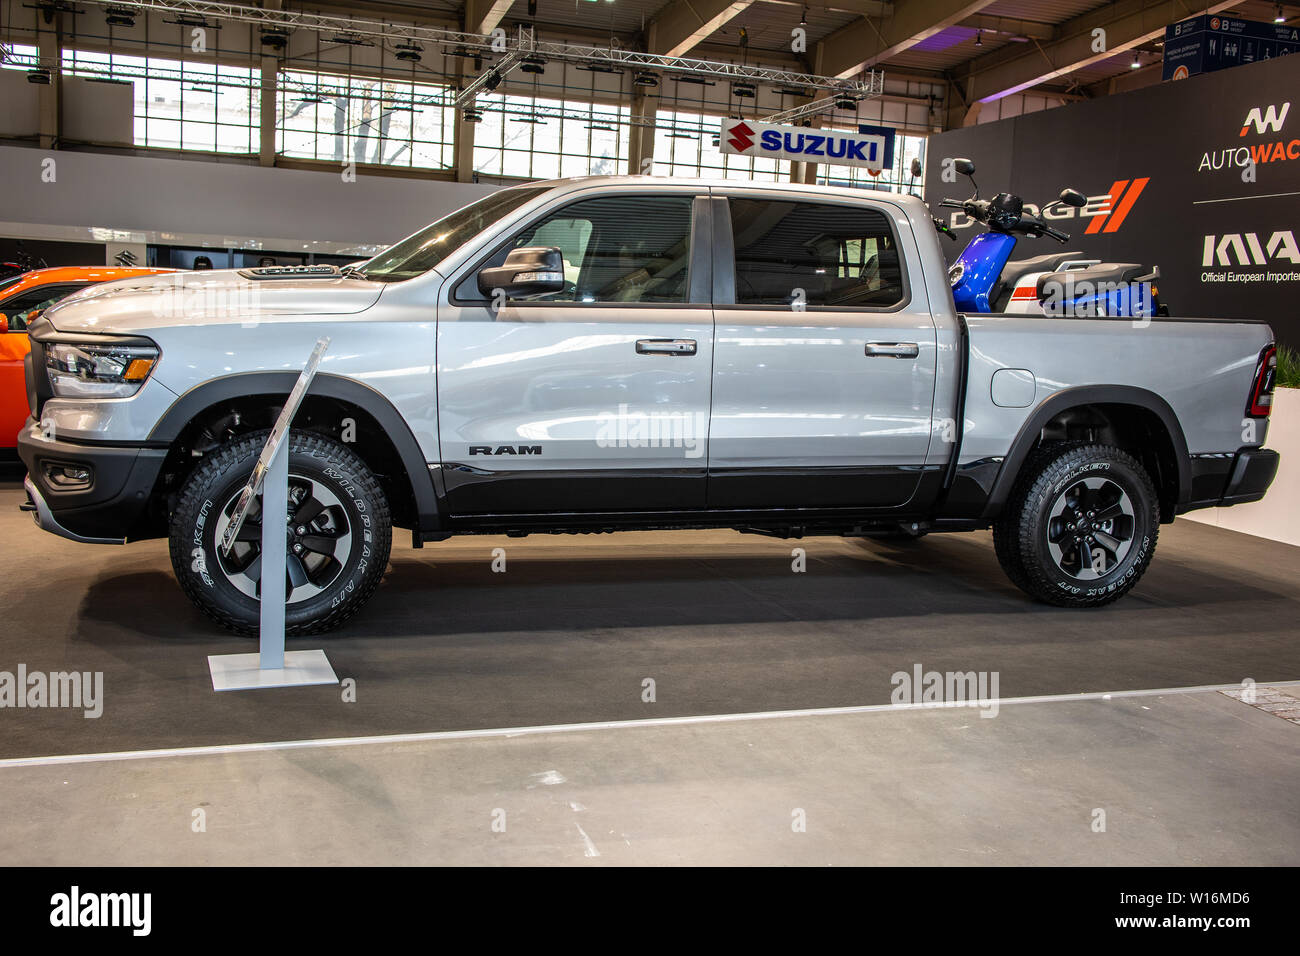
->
924, 52, 1300, 348
719, 119, 892, 170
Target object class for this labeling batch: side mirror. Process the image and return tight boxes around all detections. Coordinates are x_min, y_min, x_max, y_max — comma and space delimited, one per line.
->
954, 158, 976, 176
1059, 188, 1086, 208
0, 316, 8, 333
909, 158, 922, 178
478, 246, 565, 299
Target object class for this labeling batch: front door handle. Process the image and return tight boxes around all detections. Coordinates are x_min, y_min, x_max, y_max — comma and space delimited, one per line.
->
865, 342, 919, 359
637, 338, 697, 356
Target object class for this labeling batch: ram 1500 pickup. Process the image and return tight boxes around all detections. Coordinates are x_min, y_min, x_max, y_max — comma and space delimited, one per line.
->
17, 177, 1280, 633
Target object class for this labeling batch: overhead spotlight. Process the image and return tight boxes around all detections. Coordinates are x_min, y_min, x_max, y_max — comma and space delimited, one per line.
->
1130, 52, 1141, 68
483, 69, 503, 91
395, 42, 423, 62
1275, 4, 1286, 23
835, 96, 857, 110
732, 81, 756, 98
738, 26, 749, 49
462, 108, 483, 123
676, 74, 709, 85
577, 61, 620, 74
800, 5, 808, 26
26, 68, 51, 85
259, 28, 289, 50
633, 71, 660, 88
104, 5, 136, 27
520, 55, 547, 74
974, 30, 983, 47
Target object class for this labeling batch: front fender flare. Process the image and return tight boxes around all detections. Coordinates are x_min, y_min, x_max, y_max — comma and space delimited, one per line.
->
149, 371, 442, 531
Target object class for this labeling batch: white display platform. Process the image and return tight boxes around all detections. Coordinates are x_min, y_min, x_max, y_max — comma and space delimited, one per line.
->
208, 649, 338, 692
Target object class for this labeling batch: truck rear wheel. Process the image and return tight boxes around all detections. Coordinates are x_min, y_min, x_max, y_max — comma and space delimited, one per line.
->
992, 443, 1159, 608
168, 430, 391, 635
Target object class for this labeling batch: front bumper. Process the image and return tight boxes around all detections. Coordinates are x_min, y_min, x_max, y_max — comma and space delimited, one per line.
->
17, 419, 167, 542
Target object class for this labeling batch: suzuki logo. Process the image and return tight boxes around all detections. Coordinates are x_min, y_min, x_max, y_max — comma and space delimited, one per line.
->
1202, 231, 1300, 266
727, 121, 755, 152
1084, 178, 1149, 235
1240, 103, 1290, 136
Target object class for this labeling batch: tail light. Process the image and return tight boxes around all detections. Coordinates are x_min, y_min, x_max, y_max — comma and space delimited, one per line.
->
1246, 344, 1277, 418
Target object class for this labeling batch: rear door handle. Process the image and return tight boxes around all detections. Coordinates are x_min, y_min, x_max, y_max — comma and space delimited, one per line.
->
864, 342, 919, 359
636, 338, 697, 356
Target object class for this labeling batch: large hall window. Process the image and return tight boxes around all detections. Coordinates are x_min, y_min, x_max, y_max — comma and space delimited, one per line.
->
277, 70, 455, 169
472, 93, 629, 179
61, 49, 259, 154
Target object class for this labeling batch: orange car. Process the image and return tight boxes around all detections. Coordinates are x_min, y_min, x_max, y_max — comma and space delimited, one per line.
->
1, 267, 175, 461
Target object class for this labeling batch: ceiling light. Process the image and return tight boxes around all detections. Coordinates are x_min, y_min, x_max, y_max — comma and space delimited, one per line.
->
483, 69, 503, 91
462, 108, 483, 123
835, 96, 857, 110
395, 43, 423, 62
1130, 53, 1141, 68
520, 55, 547, 74
975, 30, 983, 47
26, 69, 51, 84
104, 6, 135, 27
732, 82, 756, 98
634, 71, 659, 87
1274, 4, 1286, 22
260, 28, 289, 50
676, 75, 710, 85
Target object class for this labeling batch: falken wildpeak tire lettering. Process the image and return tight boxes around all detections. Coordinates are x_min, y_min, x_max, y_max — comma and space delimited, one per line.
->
992, 443, 1159, 608
168, 430, 392, 635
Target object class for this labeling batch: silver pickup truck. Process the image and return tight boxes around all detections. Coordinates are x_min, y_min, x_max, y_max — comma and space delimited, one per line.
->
18, 176, 1280, 634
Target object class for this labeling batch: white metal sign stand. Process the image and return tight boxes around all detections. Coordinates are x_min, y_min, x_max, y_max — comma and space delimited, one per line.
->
207, 338, 339, 692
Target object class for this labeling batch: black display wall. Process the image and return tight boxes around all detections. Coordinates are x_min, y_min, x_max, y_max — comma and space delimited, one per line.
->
924, 53, 1300, 347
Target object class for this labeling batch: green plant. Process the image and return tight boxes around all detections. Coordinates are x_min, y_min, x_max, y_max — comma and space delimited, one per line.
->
1277, 345, 1300, 389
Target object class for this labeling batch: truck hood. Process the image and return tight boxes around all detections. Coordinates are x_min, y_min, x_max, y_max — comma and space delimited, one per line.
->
42, 269, 385, 333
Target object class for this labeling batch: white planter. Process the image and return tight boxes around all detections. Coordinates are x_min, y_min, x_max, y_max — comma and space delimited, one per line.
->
1183, 386, 1299, 546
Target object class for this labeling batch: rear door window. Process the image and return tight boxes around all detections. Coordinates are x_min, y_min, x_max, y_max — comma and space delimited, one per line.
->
727, 198, 905, 309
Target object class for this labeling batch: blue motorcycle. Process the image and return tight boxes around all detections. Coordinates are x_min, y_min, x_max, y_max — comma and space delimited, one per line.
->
935, 159, 1164, 318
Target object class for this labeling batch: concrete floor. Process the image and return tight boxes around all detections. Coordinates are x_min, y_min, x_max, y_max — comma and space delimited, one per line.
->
1, 480, 1297, 864
1, 689, 1297, 865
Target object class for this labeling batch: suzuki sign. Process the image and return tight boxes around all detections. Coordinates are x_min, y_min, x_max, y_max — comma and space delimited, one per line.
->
719, 119, 891, 170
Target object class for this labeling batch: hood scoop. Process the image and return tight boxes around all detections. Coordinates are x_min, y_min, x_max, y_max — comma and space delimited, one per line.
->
237, 265, 341, 280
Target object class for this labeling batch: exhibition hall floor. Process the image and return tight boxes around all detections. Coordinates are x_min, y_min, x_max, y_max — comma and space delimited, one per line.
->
1, 481, 1297, 864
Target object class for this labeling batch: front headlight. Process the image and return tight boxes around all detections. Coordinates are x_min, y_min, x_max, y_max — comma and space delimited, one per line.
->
45, 341, 159, 398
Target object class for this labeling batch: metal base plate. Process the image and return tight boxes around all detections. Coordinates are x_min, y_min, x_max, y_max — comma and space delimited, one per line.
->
208, 649, 338, 691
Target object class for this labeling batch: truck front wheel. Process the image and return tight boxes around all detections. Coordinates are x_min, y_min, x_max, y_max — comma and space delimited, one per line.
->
992, 443, 1159, 608
168, 430, 392, 635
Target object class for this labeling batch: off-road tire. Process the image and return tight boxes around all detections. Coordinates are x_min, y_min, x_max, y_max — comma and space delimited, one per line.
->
169, 430, 391, 635
992, 442, 1159, 607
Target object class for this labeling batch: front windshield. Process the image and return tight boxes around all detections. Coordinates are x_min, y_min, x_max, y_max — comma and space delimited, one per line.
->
361, 185, 549, 281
